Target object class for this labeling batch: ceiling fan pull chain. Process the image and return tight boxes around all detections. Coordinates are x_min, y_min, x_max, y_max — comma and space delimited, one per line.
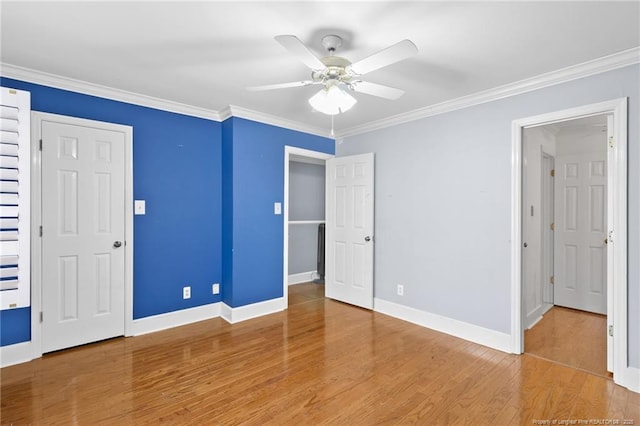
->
331, 114, 335, 137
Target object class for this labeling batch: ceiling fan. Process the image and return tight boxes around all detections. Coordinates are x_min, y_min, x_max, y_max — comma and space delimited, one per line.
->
247, 34, 418, 115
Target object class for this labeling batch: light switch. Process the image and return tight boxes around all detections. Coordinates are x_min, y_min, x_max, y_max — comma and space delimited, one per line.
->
274, 202, 282, 215
134, 200, 146, 215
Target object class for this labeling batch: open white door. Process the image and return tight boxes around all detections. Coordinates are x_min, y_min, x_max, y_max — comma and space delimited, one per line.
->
325, 153, 374, 309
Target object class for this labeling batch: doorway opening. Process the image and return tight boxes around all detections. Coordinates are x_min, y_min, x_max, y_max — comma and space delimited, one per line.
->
511, 98, 628, 389
522, 115, 609, 376
283, 147, 333, 307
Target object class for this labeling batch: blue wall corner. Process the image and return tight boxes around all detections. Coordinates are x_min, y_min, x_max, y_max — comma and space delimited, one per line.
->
221, 118, 234, 306
226, 118, 334, 307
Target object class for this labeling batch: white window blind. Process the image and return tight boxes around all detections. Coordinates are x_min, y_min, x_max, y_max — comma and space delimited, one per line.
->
0, 87, 30, 309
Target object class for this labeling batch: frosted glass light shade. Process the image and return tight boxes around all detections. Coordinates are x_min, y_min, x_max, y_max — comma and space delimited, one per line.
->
308, 85, 357, 115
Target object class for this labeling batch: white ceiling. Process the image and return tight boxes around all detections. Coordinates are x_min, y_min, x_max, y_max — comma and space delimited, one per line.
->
2, 1, 639, 135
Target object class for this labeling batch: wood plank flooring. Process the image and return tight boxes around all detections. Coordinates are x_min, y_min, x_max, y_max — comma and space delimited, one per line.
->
525, 306, 608, 377
1, 284, 638, 425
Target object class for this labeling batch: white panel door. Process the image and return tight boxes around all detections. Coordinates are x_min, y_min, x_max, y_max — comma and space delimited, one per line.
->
42, 120, 125, 353
325, 153, 374, 309
554, 151, 607, 314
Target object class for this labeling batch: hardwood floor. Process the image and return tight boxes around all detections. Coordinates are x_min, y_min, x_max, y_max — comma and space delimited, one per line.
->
1, 284, 638, 425
525, 306, 608, 377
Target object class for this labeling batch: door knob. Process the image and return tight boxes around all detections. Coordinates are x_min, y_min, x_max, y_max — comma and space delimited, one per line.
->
364, 236, 371, 242
523, 242, 528, 248
113, 241, 122, 248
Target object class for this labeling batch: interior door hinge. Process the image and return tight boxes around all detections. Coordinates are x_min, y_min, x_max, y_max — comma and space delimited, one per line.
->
550, 222, 555, 231
550, 169, 555, 177
609, 325, 613, 337
39, 226, 43, 237
608, 136, 614, 148
550, 276, 554, 285
40, 312, 43, 323
39, 139, 42, 151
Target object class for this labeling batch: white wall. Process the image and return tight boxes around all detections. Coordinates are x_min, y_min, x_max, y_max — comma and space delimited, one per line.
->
337, 64, 639, 367
522, 126, 556, 328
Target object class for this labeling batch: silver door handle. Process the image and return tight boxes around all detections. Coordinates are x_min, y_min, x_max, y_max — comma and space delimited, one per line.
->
364, 236, 371, 242
113, 241, 122, 248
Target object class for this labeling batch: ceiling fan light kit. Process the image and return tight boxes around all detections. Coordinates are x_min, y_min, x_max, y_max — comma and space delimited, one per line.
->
248, 33, 418, 120
308, 84, 357, 115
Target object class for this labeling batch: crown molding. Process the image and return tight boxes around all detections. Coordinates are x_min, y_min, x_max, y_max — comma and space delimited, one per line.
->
218, 106, 233, 121
0, 63, 222, 121
0, 63, 332, 138
227, 105, 332, 138
336, 46, 640, 139
4, 46, 638, 141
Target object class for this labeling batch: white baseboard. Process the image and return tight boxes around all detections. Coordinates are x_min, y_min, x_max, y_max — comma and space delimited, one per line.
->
1, 341, 34, 368
131, 302, 221, 336
374, 298, 512, 354
526, 315, 544, 330
620, 366, 640, 393
221, 297, 285, 324
288, 271, 318, 285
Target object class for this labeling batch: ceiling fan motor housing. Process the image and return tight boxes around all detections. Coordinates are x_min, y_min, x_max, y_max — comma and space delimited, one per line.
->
312, 56, 353, 86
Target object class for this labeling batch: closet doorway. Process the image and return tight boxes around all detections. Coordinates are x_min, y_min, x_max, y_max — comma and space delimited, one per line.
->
283, 147, 333, 307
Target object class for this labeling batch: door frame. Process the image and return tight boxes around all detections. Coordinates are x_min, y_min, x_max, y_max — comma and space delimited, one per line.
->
510, 98, 627, 385
541, 152, 554, 308
283, 146, 333, 307
30, 112, 134, 358
511, 97, 633, 387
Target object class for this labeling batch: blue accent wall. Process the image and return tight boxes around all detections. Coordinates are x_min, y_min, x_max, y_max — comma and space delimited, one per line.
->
0, 78, 334, 348
0, 307, 30, 346
0, 77, 222, 345
222, 118, 334, 307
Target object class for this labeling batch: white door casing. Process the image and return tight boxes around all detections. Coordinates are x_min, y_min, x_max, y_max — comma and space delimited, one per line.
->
325, 153, 374, 309
40, 119, 127, 353
541, 153, 554, 307
554, 150, 607, 315
605, 114, 614, 373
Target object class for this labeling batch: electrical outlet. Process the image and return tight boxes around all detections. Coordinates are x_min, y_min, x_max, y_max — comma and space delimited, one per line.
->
183, 286, 191, 299
212, 283, 220, 295
397, 284, 404, 296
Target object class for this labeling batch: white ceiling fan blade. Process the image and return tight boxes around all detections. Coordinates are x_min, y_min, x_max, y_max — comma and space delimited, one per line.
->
247, 81, 317, 91
350, 81, 405, 100
347, 39, 418, 76
275, 35, 326, 70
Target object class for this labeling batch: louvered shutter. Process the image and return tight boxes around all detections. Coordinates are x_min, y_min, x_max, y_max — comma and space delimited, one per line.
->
0, 87, 30, 309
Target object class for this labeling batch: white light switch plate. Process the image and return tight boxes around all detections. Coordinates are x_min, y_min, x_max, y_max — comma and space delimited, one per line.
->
134, 200, 146, 215
274, 202, 281, 215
